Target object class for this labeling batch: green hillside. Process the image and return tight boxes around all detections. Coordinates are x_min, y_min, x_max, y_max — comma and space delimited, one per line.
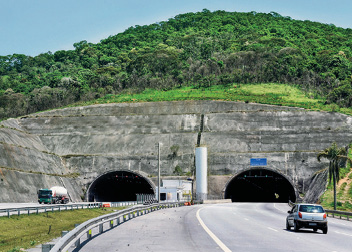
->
73, 83, 352, 116
1, 9, 352, 120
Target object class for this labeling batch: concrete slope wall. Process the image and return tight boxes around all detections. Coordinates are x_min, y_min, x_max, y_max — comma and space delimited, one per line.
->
201, 109, 352, 199
0, 100, 351, 203
0, 120, 83, 202
20, 114, 199, 156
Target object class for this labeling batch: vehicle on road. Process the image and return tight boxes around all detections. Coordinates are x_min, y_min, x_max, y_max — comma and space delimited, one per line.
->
38, 186, 69, 204
286, 203, 328, 234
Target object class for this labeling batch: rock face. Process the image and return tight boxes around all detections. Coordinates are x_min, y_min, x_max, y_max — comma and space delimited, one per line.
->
303, 169, 329, 204
1, 100, 351, 203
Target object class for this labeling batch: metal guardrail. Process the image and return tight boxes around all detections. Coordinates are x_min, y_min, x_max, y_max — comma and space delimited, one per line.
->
325, 209, 352, 221
50, 202, 185, 252
0, 202, 138, 218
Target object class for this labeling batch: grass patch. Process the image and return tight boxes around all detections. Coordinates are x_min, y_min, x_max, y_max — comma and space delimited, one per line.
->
0, 207, 126, 252
337, 182, 347, 198
339, 166, 351, 180
349, 185, 352, 199
320, 181, 352, 212
65, 83, 352, 116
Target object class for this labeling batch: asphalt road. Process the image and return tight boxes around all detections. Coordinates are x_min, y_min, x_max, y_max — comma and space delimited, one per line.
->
0, 202, 100, 217
0, 203, 40, 209
77, 203, 352, 252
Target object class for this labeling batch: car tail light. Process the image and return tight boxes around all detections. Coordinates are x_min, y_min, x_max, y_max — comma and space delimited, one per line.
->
298, 212, 302, 218
323, 213, 327, 219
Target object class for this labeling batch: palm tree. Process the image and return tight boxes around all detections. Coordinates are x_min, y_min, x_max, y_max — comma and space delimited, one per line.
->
317, 142, 352, 210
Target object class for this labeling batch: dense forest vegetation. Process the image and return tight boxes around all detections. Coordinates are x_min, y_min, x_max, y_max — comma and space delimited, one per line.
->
1, 9, 352, 120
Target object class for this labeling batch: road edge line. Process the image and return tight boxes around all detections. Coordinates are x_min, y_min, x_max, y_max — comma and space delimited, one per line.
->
196, 208, 232, 252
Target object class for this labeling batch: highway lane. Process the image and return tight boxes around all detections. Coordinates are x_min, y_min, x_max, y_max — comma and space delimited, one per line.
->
0, 202, 57, 217
200, 203, 352, 252
0, 202, 90, 209
77, 203, 352, 252
0, 203, 41, 209
77, 204, 214, 252
0, 202, 102, 217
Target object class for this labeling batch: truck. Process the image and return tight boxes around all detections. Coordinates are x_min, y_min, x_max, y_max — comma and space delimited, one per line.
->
38, 186, 69, 204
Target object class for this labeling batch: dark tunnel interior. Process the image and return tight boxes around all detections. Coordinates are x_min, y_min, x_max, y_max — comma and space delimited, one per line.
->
88, 171, 154, 202
225, 169, 296, 203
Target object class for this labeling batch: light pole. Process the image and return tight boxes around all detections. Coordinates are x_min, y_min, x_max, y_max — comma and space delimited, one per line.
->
157, 142, 161, 203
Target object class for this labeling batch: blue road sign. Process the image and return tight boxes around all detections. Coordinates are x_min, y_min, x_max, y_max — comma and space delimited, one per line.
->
250, 158, 267, 166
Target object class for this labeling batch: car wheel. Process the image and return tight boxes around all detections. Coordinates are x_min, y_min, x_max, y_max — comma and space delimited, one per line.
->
313, 228, 317, 232
322, 227, 328, 234
286, 220, 291, 230
294, 221, 300, 232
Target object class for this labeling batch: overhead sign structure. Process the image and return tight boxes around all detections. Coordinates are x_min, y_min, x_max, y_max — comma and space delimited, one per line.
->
250, 158, 267, 166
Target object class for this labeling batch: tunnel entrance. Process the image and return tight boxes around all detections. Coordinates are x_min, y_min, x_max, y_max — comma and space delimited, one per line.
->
87, 170, 155, 202
225, 168, 296, 202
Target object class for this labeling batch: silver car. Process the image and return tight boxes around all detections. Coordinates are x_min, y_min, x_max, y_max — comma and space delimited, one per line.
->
286, 203, 328, 234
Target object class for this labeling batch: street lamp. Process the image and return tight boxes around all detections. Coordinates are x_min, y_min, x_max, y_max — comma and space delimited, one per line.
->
155, 142, 161, 203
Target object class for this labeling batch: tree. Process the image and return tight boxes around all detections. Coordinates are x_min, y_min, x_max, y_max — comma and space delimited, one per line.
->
73, 40, 88, 51
2, 10, 352, 120
317, 142, 352, 210
327, 80, 352, 107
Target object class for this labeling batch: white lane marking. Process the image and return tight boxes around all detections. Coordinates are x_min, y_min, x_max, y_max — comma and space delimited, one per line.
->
196, 208, 232, 252
334, 231, 352, 237
329, 219, 346, 226
273, 203, 287, 213
267, 227, 278, 232
244, 218, 249, 221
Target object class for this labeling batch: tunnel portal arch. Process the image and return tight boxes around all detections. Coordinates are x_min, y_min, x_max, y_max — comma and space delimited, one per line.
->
87, 170, 155, 202
224, 168, 297, 203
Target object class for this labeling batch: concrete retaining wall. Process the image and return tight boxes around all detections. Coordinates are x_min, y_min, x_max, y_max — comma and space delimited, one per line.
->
1, 100, 351, 203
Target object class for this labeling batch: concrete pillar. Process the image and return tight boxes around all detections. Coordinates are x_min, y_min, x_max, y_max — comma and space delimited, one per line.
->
196, 147, 208, 200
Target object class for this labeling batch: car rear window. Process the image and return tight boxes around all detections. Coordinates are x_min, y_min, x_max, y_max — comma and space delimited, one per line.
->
299, 205, 324, 213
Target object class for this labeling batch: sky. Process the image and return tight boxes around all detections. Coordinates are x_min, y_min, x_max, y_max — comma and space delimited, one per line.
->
1, 0, 351, 57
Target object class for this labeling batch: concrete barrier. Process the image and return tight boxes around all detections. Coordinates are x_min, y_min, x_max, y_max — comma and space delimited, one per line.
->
41, 244, 54, 252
